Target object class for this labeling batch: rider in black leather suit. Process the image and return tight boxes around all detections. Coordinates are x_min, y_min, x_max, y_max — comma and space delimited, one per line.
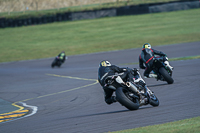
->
98, 60, 128, 105
57, 51, 66, 63
139, 43, 172, 78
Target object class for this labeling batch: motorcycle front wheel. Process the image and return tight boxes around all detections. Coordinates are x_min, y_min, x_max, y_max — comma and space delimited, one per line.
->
159, 67, 174, 84
149, 93, 159, 107
116, 87, 140, 110
51, 60, 56, 68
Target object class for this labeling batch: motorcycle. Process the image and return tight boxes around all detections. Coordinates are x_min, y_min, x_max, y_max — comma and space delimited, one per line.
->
51, 57, 63, 68
151, 56, 174, 84
105, 68, 159, 110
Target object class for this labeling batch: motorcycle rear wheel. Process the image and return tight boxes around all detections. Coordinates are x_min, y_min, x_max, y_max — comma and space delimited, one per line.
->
116, 87, 140, 110
159, 67, 174, 84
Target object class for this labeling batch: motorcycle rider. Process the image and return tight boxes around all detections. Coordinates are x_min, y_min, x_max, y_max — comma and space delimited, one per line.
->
139, 43, 173, 78
98, 60, 143, 105
57, 51, 66, 63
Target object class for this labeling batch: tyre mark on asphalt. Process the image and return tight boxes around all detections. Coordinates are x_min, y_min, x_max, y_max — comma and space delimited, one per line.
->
0, 74, 98, 123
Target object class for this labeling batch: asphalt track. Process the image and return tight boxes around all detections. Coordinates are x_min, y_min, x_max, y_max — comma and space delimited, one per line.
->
0, 42, 200, 133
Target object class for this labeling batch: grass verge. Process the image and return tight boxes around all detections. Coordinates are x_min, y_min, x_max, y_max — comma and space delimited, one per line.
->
121, 55, 200, 65
0, 8, 200, 63
109, 116, 200, 133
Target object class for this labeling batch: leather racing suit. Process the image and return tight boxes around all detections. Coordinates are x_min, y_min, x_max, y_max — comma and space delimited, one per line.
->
139, 48, 166, 77
98, 65, 127, 104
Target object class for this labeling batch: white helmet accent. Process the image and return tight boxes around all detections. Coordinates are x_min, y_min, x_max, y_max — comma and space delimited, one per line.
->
100, 60, 111, 67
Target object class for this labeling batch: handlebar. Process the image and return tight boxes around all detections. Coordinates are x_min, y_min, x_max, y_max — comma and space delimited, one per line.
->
154, 56, 165, 62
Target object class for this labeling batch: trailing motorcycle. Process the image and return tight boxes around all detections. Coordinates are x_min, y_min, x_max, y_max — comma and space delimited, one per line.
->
51, 57, 63, 68
152, 56, 174, 84
105, 68, 159, 110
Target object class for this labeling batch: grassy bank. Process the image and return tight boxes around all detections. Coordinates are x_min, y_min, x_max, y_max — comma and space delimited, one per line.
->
110, 117, 200, 133
0, 0, 178, 19
0, 8, 200, 63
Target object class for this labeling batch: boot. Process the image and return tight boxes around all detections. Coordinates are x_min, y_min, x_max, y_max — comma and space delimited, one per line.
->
144, 74, 157, 78
111, 96, 117, 103
149, 74, 157, 78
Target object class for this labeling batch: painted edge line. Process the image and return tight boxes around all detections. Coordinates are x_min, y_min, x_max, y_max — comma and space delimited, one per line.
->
0, 102, 24, 116
0, 102, 38, 124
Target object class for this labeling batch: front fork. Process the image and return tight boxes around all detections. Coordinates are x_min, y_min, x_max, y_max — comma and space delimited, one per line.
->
140, 86, 154, 105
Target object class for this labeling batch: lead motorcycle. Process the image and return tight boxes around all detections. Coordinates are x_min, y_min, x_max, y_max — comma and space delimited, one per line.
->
151, 56, 174, 84
105, 68, 159, 110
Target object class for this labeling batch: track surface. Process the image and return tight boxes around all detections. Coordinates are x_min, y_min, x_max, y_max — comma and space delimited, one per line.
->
0, 42, 200, 133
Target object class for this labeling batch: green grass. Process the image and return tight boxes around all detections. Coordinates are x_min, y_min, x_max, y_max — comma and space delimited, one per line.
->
109, 117, 200, 133
121, 55, 200, 65
0, 8, 200, 63
170, 55, 200, 61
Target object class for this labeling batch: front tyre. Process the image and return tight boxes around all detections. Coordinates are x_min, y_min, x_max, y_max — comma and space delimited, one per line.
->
159, 67, 174, 84
116, 87, 140, 110
149, 94, 159, 107
51, 60, 56, 68
57, 61, 62, 67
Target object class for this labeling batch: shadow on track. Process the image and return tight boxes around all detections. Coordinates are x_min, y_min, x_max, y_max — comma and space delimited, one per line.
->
63, 106, 153, 120
148, 83, 169, 87
65, 110, 129, 120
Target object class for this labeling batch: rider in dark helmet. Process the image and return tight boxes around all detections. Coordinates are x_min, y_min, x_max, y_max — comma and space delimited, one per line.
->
139, 43, 173, 78
98, 60, 128, 105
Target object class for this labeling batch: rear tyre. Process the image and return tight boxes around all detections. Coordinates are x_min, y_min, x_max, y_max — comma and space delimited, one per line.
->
116, 87, 140, 110
159, 67, 174, 84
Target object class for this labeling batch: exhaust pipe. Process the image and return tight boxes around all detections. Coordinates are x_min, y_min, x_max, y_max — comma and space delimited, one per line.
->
126, 82, 139, 93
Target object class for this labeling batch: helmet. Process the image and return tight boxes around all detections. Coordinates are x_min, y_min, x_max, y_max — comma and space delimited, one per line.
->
99, 60, 111, 67
60, 53, 65, 56
143, 43, 151, 49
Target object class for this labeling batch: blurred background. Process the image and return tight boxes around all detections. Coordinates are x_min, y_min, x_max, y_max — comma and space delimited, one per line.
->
0, 0, 177, 14
0, 0, 199, 62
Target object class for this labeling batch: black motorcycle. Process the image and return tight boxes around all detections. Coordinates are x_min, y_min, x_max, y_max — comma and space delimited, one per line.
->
105, 68, 159, 110
51, 57, 63, 68
152, 56, 174, 84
